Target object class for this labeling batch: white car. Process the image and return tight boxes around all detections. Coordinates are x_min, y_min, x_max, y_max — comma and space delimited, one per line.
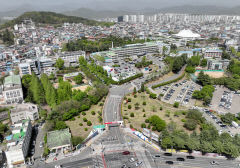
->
129, 157, 135, 163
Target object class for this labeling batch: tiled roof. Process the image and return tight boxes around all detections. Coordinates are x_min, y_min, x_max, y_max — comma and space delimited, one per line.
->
4, 75, 21, 85
47, 128, 71, 149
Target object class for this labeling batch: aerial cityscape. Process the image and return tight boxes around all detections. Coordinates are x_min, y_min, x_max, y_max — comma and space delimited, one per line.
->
1, 0, 240, 168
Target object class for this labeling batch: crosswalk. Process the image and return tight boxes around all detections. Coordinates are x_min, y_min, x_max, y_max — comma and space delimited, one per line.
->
92, 155, 104, 168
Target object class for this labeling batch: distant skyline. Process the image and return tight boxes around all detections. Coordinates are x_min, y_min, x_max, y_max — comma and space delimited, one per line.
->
1, 0, 240, 12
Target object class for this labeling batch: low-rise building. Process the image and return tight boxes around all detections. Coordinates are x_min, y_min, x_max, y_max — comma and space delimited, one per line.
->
47, 128, 72, 154
10, 103, 39, 124
57, 51, 85, 66
5, 120, 32, 168
3, 75, 23, 104
207, 59, 230, 70
204, 48, 222, 59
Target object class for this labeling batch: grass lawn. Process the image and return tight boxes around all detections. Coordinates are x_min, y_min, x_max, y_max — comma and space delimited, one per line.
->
65, 102, 104, 139
122, 92, 200, 135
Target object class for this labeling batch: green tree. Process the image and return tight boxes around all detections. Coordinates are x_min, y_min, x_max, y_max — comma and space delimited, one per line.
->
55, 58, 64, 70
30, 73, 45, 104
184, 119, 197, 130
71, 136, 84, 146
220, 113, 235, 125
141, 83, 145, 92
74, 73, 84, 85
57, 81, 72, 104
55, 121, 68, 130
200, 59, 207, 67
197, 71, 212, 86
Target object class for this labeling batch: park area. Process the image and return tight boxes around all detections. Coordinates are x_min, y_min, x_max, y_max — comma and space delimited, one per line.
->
122, 91, 201, 134
65, 101, 104, 139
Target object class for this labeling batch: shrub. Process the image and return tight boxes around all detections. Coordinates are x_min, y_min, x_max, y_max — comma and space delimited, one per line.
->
87, 121, 92, 126
98, 111, 102, 116
149, 93, 157, 99
77, 116, 80, 118
83, 117, 88, 122
82, 112, 86, 116
134, 95, 137, 98
143, 114, 146, 117
130, 113, 134, 117
84, 128, 88, 131
79, 123, 83, 126
123, 116, 129, 119
141, 123, 146, 128
99, 103, 103, 106
147, 124, 151, 129
173, 102, 179, 108
143, 102, 146, 105
70, 117, 76, 121
184, 119, 197, 130
128, 98, 131, 102
128, 105, 132, 109
181, 119, 186, 122
91, 111, 96, 115
98, 116, 103, 122
130, 124, 133, 129
124, 96, 127, 100
142, 109, 145, 112
160, 106, 163, 110
145, 119, 149, 123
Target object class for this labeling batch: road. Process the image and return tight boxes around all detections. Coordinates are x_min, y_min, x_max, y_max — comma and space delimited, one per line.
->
146, 149, 240, 168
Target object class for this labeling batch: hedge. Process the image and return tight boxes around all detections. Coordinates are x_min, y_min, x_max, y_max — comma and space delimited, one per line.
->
152, 72, 185, 89
116, 73, 143, 85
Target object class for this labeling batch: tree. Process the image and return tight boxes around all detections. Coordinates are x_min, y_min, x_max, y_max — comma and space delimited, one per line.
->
74, 73, 84, 85
200, 141, 215, 153
30, 73, 45, 104
57, 81, 72, 104
141, 83, 145, 92
149, 115, 166, 132
141, 123, 146, 128
130, 113, 134, 117
184, 119, 197, 130
133, 87, 137, 94
87, 121, 92, 126
185, 66, 196, 73
197, 71, 212, 86
173, 102, 179, 108
72, 136, 84, 146
55, 121, 68, 130
200, 59, 207, 67
55, 58, 64, 70
220, 113, 235, 125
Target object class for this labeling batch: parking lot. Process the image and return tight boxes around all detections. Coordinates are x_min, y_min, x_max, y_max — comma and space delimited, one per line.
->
211, 86, 240, 114
155, 80, 201, 107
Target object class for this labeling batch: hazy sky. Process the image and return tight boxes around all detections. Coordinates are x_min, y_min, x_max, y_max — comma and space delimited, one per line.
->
1, 0, 240, 11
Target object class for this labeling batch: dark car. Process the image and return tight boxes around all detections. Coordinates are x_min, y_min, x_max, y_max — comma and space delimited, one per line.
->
186, 155, 195, 159
154, 154, 161, 158
164, 153, 172, 156
122, 151, 130, 155
165, 161, 174, 165
176, 157, 185, 161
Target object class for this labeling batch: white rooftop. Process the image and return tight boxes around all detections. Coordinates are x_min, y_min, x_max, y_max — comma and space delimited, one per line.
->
175, 29, 200, 38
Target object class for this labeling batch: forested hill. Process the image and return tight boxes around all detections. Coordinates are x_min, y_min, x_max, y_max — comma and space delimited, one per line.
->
0, 11, 114, 29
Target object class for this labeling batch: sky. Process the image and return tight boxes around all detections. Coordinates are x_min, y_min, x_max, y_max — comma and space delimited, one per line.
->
0, 0, 240, 11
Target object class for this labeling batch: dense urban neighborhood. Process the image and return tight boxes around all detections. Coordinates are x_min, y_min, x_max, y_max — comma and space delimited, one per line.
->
1, 9, 240, 168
